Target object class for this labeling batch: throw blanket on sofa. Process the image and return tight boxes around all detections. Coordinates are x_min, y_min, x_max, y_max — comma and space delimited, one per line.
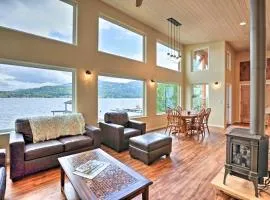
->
29, 113, 85, 143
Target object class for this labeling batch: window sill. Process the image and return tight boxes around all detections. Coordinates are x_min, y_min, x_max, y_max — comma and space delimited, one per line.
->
97, 115, 148, 124
0, 130, 12, 136
156, 113, 166, 116
156, 65, 180, 72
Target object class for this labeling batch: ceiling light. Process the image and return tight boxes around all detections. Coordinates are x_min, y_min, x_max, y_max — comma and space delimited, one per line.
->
240, 22, 247, 26
167, 18, 182, 64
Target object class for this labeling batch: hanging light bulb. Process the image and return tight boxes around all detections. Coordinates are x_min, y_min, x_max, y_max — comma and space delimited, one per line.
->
166, 18, 182, 63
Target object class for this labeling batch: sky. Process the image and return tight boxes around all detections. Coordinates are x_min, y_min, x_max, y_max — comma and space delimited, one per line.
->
0, 0, 179, 91
0, 0, 73, 43
0, 64, 72, 91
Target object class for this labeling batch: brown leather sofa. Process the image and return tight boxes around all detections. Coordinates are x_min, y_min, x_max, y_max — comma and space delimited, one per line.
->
99, 112, 146, 152
0, 149, 6, 200
10, 118, 101, 181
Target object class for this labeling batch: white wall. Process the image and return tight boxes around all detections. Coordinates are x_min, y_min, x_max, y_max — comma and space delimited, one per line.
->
184, 41, 226, 128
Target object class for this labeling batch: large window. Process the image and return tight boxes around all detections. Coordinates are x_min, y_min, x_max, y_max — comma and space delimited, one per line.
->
0, 63, 74, 131
156, 83, 179, 114
98, 17, 144, 62
156, 42, 180, 71
192, 84, 209, 111
192, 48, 209, 72
98, 76, 145, 120
0, 0, 76, 44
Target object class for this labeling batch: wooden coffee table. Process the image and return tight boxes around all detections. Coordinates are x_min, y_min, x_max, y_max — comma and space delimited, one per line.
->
58, 148, 152, 200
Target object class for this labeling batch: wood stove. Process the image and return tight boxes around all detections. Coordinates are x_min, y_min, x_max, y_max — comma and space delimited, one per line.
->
223, 0, 268, 197
224, 127, 269, 197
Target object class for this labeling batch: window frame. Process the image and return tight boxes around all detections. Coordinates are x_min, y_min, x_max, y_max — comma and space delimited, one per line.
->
97, 74, 146, 121
156, 81, 181, 115
98, 15, 146, 63
0, 0, 78, 45
191, 47, 209, 72
156, 40, 181, 72
191, 83, 209, 111
0, 58, 76, 133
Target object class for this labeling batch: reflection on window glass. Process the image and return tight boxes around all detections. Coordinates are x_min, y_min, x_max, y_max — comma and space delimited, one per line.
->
156, 42, 180, 71
98, 76, 144, 119
0, 63, 73, 131
156, 83, 179, 114
0, 0, 75, 44
192, 48, 209, 72
98, 17, 144, 62
192, 84, 209, 111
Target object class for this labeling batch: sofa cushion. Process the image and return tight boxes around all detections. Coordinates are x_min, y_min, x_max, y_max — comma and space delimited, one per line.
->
58, 135, 93, 152
104, 112, 129, 127
15, 119, 33, 143
124, 128, 141, 140
0, 167, 6, 200
25, 140, 64, 161
129, 133, 172, 152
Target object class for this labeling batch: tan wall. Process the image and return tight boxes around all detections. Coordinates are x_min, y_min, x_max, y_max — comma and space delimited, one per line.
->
0, 0, 185, 152
0, 0, 184, 132
233, 51, 270, 122
184, 41, 226, 128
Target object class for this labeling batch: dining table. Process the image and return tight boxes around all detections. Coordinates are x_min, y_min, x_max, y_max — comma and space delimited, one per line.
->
180, 111, 199, 135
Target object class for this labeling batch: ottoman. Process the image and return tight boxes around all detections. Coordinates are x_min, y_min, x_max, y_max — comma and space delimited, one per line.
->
129, 133, 172, 165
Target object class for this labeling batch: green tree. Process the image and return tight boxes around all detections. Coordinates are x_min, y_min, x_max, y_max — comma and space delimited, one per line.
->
156, 83, 179, 113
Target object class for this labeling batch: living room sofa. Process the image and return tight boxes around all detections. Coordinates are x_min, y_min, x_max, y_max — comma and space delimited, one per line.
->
10, 117, 101, 181
0, 149, 6, 200
99, 112, 146, 152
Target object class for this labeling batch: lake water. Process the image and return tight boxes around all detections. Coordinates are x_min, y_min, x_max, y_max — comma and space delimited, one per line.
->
0, 98, 143, 130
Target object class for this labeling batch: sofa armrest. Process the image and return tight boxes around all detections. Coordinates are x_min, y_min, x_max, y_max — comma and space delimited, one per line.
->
9, 132, 25, 181
129, 120, 146, 135
85, 125, 101, 148
99, 122, 124, 152
0, 149, 6, 168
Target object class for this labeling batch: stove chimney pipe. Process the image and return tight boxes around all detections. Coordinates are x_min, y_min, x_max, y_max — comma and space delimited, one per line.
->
250, 0, 266, 136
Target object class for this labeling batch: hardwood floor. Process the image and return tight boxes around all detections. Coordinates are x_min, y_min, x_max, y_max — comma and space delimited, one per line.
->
5, 127, 226, 200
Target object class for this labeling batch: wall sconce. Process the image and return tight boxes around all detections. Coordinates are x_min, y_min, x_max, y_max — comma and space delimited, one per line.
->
212, 81, 221, 89
149, 79, 156, 86
85, 70, 92, 75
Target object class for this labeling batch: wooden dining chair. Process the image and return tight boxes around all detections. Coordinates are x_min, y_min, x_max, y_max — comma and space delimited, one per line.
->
165, 108, 182, 135
188, 109, 206, 137
203, 108, 211, 134
165, 108, 173, 134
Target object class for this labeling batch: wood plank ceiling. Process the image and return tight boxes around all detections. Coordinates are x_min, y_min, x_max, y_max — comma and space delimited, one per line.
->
101, 0, 270, 52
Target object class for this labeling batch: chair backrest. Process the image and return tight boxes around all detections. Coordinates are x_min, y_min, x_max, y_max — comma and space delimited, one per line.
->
170, 109, 182, 125
175, 106, 182, 113
197, 109, 206, 124
104, 112, 129, 126
205, 108, 211, 123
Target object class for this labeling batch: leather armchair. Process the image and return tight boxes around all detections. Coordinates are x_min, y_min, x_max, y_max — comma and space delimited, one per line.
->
0, 149, 6, 200
99, 112, 146, 152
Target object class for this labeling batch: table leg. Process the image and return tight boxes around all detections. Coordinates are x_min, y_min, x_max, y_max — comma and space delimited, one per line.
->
142, 187, 149, 200
61, 166, 65, 192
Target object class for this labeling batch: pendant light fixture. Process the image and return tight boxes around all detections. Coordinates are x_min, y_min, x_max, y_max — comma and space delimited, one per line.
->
167, 17, 182, 63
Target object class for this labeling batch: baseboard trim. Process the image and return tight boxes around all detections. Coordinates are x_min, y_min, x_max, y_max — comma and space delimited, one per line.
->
147, 126, 166, 132
208, 124, 225, 129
